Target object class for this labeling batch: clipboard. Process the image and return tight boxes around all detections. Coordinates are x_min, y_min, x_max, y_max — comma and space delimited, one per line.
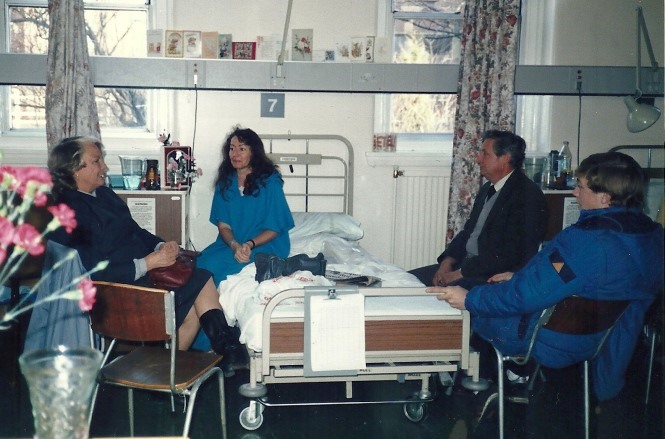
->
303, 285, 366, 377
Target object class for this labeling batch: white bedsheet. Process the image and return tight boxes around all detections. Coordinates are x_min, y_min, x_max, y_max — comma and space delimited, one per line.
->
218, 233, 457, 351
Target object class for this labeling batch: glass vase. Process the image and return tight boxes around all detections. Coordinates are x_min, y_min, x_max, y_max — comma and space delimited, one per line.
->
19, 346, 103, 439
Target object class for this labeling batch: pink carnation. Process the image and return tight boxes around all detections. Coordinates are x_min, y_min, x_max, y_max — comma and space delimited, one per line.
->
12, 223, 45, 256
77, 278, 97, 312
0, 216, 15, 247
47, 204, 78, 233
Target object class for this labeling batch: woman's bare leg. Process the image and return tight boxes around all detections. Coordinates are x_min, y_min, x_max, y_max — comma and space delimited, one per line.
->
192, 278, 223, 317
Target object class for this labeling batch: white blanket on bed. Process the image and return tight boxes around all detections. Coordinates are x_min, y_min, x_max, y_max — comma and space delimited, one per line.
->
218, 232, 428, 351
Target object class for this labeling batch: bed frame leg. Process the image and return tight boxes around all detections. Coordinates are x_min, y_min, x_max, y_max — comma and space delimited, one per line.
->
461, 351, 490, 392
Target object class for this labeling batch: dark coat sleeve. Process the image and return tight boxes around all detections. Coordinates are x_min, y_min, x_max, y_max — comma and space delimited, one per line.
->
439, 172, 548, 278
49, 187, 162, 284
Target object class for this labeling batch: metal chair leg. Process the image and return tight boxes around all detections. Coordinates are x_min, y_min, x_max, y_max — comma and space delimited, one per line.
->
645, 328, 656, 404
496, 347, 505, 439
128, 388, 135, 437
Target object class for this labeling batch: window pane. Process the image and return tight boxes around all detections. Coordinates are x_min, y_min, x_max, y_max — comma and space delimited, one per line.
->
11, 86, 46, 129
393, 0, 464, 14
84, 9, 147, 57
8, 5, 148, 130
394, 18, 462, 64
9, 86, 147, 130
96, 88, 147, 128
9, 7, 49, 54
390, 2, 463, 135
391, 93, 456, 133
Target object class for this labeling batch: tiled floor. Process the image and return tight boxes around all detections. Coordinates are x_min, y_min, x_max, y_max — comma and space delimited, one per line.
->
0, 313, 662, 438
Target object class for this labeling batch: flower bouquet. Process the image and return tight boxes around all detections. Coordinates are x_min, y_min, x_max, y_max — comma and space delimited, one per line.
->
0, 156, 107, 330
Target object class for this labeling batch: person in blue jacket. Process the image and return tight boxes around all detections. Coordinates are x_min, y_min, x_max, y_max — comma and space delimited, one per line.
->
197, 126, 294, 287
428, 151, 663, 404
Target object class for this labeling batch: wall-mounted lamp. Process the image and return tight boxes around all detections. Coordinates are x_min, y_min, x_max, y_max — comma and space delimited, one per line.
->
624, 6, 661, 133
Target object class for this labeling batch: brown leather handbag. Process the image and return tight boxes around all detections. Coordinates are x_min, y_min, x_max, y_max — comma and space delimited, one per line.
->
148, 249, 199, 290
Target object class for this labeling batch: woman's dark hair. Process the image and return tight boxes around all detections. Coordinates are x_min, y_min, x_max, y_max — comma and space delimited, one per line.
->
48, 136, 104, 200
482, 130, 527, 170
575, 151, 647, 209
214, 126, 280, 197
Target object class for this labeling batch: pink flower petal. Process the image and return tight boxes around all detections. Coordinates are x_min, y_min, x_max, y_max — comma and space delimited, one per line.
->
77, 278, 97, 312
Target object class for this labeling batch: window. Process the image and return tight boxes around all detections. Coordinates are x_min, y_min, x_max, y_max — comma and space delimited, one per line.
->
377, 0, 464, 152
5, 0, 149, 131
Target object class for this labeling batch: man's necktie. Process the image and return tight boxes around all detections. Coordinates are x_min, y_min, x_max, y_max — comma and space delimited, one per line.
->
486, 185, 496, 200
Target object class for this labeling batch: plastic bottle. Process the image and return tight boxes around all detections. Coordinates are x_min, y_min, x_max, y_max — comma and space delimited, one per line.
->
549, 150, 560, 178
558, 141, 573, 185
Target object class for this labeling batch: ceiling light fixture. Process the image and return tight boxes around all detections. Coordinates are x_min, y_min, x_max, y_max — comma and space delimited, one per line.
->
624, 6, 661, 133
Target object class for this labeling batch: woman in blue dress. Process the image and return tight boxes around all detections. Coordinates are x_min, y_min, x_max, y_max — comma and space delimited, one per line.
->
198, 127, 294, 287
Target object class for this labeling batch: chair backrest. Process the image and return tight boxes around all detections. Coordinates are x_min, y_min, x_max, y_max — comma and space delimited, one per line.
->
89, 281, 175, 343
543, 296, 630, 335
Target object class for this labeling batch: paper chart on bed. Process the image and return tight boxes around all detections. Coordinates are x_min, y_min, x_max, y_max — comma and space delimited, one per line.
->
306, 293, 366, 374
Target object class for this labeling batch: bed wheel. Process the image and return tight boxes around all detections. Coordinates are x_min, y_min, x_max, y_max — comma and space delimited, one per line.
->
403, 393, 427, 423
239, 403, 264, 430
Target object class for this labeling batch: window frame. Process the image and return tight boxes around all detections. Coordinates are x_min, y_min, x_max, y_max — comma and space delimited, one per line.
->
0, 0, 170, 141
374, 0, 463, 154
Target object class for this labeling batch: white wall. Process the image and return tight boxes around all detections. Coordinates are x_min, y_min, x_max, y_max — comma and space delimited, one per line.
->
546, 0, 663, 162
168, 0, 392, 256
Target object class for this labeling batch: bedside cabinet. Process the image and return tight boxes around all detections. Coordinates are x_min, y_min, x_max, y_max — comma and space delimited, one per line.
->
116, 190, 189, 247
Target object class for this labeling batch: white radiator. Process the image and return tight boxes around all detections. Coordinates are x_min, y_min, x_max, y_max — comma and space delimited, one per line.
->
390, 166, 451, 271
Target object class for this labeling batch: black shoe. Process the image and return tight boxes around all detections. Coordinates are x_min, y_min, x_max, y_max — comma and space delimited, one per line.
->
220, 342, 247, 377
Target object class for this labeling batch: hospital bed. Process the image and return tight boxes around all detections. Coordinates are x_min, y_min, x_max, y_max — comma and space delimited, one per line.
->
219, 134, 478, 430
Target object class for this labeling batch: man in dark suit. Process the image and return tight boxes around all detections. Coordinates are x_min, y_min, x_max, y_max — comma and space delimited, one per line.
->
410, 130, 547, 289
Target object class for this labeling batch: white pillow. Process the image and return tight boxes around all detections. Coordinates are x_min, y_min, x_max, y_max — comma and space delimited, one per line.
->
289, 212, 364, 241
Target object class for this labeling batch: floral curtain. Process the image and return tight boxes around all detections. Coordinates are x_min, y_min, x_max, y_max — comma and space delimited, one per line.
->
45, 0, 100, 151
446, 0, 520, 242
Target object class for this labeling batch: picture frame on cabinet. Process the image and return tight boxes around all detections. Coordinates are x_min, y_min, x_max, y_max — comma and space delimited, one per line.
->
164, 146, 193, 188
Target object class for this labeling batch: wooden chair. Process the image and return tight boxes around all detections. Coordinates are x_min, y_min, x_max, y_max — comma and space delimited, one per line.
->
88, 281, 227, 438
494, 296, 629, 439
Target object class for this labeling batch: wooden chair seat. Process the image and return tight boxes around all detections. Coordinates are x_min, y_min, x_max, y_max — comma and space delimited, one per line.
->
101, 347, 221, 391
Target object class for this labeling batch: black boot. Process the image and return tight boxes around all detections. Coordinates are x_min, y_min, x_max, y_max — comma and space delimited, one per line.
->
199, 309, 245, 377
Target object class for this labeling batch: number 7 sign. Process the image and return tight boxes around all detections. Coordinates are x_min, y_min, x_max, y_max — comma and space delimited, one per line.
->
261, 93, 285, 118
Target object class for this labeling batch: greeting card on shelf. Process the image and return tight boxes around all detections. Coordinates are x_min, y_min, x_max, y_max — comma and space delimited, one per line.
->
350, 37, 365, 62
218, 34, 233, 59
257, 34, 283, 60
201, 32, 219, 59
335, 40, 351, 63
165, 30, 184, 58
232, 42, 256, 60
292, 29, 313, 61
184, 31, 202, 58
146, 29, 164, 57
364, 36, 375, 63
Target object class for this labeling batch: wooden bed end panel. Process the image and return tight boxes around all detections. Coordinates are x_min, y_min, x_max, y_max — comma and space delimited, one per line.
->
269, 319, 463, 354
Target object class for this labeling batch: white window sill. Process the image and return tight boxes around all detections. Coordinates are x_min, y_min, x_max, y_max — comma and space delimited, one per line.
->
365, 151, 452, 168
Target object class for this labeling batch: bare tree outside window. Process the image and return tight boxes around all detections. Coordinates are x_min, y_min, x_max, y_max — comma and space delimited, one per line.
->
390, 0, 464, 134
8, 4, 147, 130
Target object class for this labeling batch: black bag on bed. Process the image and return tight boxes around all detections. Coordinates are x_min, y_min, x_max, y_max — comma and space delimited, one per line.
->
255, 252, 326, 282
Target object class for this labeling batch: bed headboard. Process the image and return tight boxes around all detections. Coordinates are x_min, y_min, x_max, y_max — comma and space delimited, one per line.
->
608, 144, 664, 219
261, 134, 354, 215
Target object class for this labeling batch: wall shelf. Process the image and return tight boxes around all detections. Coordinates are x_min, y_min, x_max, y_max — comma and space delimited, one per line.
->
0, 53, 663, 96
